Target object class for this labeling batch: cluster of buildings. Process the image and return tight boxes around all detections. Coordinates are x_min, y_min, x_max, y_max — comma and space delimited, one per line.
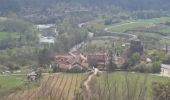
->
52, 52, 109, 72
39, 36, 55, 44
52, 52, 125, 72
161, 64, 170, 77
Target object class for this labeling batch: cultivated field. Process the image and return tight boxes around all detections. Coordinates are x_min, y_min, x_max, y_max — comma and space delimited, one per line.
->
1, 73, 86, 100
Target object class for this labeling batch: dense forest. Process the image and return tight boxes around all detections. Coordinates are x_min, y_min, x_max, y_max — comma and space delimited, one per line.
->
1, 0, 170, 22
1, 0, 170, 12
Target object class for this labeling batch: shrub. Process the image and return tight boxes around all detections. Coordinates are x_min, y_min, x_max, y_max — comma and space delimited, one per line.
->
133, 62, 161, 73
152, 61, 161, 73
152, 82, 170, 100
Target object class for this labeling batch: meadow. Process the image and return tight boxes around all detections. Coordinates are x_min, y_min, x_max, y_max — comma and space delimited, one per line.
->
0, 75, 26, 96
0, 32, 18, 40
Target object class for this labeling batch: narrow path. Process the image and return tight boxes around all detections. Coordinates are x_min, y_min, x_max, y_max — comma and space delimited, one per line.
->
84, 68, 99, 92
104, 27, 138, 41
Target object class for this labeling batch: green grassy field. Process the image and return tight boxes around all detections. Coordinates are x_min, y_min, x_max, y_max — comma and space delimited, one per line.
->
0, 32, 18, 40
96, 72, 170, 100
107, 17, 170, 33
0, 75, 26, 95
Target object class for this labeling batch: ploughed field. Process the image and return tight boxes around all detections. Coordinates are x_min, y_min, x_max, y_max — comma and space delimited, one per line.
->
1, 73, 85, 100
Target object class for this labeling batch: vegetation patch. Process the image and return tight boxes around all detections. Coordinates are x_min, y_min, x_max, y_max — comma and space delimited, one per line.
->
0, 32, 18, 40
0, 75, 26, 96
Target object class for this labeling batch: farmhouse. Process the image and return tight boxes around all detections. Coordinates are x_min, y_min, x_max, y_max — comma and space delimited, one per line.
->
86, 53, 109, 67
27, 71, 38, 81
39, 36, 55, 44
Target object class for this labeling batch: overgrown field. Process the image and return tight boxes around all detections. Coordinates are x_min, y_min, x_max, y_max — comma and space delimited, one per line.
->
1, 73, 86, 100
95, 72, 170, 100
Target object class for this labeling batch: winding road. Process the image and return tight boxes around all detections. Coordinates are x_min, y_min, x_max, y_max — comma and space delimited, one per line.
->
104, 27, 138, 41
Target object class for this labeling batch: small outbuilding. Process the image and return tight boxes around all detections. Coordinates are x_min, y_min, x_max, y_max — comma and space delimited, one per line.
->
161, 64, 170, 76
27, 71, 38, 81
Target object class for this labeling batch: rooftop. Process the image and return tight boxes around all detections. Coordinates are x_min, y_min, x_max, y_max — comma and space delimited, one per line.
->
161, 64, 170, 70
39, 36, 55, 43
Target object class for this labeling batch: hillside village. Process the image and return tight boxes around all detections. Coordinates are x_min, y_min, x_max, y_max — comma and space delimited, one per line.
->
1, 0, 170, 100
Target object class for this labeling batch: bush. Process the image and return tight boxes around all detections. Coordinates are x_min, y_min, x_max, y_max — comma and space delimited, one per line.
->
133, 61, 161, 73
152, 82, 170, 100
133, 63, 151, 73
152, 61, 161, 73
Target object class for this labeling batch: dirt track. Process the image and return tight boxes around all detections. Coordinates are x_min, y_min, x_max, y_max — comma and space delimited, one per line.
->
84, 68, 99, 92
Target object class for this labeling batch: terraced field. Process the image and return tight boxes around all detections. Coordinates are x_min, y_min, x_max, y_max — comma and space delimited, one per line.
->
1, 73, 86, 100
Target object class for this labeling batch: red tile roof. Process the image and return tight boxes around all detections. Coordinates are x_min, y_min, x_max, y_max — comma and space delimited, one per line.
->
53, 52, 109, 71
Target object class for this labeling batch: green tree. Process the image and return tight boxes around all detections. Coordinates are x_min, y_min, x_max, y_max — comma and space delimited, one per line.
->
38, 48, 51, 68
130, 53, 140, 66
108, 51, 117, 71
152, 61, 161, 73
